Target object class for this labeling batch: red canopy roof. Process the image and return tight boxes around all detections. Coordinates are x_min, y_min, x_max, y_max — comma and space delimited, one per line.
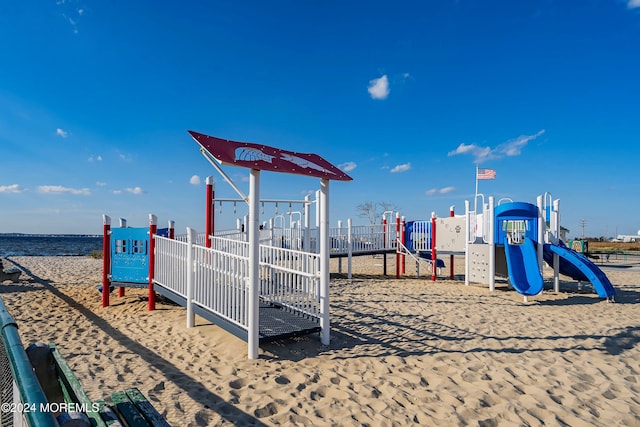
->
189, 131, 353, 181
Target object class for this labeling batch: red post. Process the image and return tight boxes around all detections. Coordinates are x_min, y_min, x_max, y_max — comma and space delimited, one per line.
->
450, 206, 455, 280
382, 218, 387, 248
148, 214, 158, 311
431, 213, 437, 281
401, 217, 406, 274
382, 218, 387, 276
395, 213, 401, 279
168, 220, 175, 239
102, 215, 111, 307
205, 176, 214, 248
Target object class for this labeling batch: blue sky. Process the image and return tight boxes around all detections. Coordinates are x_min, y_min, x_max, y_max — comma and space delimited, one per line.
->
1, 1, 640, 238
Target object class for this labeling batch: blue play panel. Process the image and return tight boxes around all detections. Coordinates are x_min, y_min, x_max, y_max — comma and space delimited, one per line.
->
111, 227, 150, 284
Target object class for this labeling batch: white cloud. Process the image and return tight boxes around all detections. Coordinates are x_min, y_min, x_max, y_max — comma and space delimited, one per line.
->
629, 0, 640, 8
112, 190, 122, 195
496, 130, 545, 157
118, 152, 133, 162
38, 185, 90, 195
390, 163, 411, 173
96, 181, 107, 186
448, 130, 545, 163
0, 184, 27, 193
88, 155, 103, 162
439, 186, 455, 194
447, 143, 492, 161
338, 162, 357, 172
368, 75, 390, 100
125, 187, 144, 195
425, 186, 456, 196
189, 175, 201, 185
56, 128, 68, 138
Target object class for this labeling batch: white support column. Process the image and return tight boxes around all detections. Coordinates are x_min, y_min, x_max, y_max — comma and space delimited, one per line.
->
347, 218, 353, 279
319, 178, 330, 346
537, 195, 544, 273
337, 220, 343, 274
465, 200, 470, 286
304, 194, 311, 252
488, 197, 495, 292
268, 217, 274, 246
553, 199, 561, 292
186, 227, 196, 328
248, 169, 261, 359
315, 190, 321, 254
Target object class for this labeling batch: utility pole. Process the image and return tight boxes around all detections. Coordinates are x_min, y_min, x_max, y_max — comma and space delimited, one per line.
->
580, 219, 587, 239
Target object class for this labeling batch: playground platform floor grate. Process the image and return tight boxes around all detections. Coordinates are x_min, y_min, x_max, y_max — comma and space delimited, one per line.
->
258, 302, 321, 343
153, 283, 320, 343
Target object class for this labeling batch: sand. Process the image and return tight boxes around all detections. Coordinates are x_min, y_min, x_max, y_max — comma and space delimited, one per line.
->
1, 254, 640, 426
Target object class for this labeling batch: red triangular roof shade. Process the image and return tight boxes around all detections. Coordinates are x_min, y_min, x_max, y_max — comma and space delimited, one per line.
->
189, 130, 353, 181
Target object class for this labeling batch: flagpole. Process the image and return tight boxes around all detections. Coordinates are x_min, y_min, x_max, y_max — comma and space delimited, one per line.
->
474, 164, 478, 212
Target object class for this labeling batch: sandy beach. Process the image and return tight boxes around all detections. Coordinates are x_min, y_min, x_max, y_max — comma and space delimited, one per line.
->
1, 254, 640, 426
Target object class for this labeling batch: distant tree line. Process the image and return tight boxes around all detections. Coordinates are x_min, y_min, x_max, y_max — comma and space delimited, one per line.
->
356, 201, 400, 225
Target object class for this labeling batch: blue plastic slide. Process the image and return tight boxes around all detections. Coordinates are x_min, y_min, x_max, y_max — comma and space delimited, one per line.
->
504, 237, 544, 296
543, 243, 616, 299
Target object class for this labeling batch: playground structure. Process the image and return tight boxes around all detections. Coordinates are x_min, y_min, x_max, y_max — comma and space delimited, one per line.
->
100, 132, 616, 359
465, 193, 616, 302
103, 131, 353, 359
101, 192, 616, 361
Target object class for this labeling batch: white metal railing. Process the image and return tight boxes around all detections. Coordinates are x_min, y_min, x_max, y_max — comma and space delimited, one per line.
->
154, 233, 322, 332
329, 223, 393, 254
210, 235, 250, 258
467, 211, 478, 243
185, 220, 400, 256
154, 236, 189, 298
216, 229, 245, 240
268, 227, 306, 251
259, 245, 320, 318
175, 232, 208, 246
406, 221, 432, 252
193, 243, 250, 329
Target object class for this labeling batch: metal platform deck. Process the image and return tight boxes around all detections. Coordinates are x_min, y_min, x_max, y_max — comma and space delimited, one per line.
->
329, 248, 396, 258
153, 284, 320, 343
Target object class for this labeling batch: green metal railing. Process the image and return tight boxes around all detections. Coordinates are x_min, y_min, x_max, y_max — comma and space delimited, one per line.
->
0, 298, 57, 426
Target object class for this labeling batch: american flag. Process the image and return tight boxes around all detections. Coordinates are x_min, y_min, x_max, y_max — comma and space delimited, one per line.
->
477, 168, 496, 180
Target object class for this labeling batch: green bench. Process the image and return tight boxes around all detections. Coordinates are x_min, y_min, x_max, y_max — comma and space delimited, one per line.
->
27, 343, 169, 427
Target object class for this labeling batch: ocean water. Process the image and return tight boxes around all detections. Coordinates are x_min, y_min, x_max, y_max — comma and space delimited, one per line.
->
0, 235, 103, 257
